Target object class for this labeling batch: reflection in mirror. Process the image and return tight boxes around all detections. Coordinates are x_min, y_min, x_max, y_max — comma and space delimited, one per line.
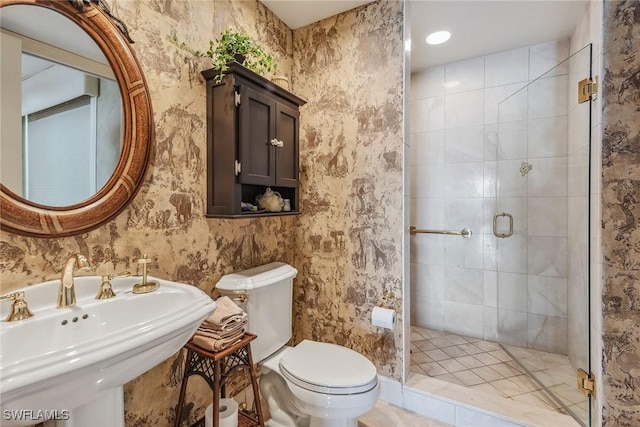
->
0, 0, 152, 238
0, 4, 123, 207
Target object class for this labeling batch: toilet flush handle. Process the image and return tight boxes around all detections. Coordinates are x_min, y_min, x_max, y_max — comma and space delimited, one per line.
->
230, 293, 247, 303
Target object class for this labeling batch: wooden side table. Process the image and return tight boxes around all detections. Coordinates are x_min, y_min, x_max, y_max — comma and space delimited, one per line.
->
174, 332, 265, 427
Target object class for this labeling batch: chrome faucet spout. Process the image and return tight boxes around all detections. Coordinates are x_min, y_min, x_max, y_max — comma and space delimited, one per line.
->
58, 254, 90, 308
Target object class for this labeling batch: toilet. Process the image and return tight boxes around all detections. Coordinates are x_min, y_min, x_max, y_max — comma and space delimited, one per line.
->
216, 262, 380, 427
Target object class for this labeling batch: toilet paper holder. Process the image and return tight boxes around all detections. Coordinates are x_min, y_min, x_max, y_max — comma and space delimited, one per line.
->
372, 290, 397, 330
381, 289, 396, 309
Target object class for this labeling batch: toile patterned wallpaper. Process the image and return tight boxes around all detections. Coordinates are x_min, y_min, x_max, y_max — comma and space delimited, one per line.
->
2, 0, 639, 425
0, 1, 296, 425
291, 0, 405, 380
0, 1, 405, 425
601, 1, 640, 425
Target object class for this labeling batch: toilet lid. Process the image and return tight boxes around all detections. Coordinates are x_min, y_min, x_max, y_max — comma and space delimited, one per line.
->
279, 340, 378, 395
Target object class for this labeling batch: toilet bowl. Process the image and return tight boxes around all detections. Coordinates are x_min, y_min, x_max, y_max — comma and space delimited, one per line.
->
215, 263, 381, 427
260, 341, 380, 427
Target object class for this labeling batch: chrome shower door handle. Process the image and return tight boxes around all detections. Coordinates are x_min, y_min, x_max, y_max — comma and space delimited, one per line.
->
493, 212, 513, 238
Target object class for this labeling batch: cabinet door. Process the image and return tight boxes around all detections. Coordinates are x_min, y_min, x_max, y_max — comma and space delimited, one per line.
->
275, 102, 299, 188
238, 85, 276, 186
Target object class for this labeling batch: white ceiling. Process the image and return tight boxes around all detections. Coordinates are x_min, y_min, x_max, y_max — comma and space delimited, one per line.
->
4, 2, 591, 76
260, 0, 374, 29
409, 0, 590, 72
0, 4, 108, 65
261, 0, 590, 72
21, 54, 54, 80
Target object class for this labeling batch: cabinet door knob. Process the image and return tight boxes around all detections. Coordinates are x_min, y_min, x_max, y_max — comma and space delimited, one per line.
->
277, 140, 284, 147
269, 138, 279, 146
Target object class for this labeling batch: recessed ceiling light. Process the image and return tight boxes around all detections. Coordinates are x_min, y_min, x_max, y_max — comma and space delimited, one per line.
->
426, 31, 451, 45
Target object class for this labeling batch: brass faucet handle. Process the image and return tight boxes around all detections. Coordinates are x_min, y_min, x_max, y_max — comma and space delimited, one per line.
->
97, 276, 116, 300
0, 291, 34, 322
106, 271, 131, 281
95, 272, 130, 300
0, 291, 22, 302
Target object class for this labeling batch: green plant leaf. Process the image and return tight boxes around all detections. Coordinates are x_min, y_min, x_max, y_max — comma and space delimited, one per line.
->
169, 29, 278, 82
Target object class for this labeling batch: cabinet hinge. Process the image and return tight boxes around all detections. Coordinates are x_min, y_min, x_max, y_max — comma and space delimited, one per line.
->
234, 160, 241, 176
578, 77, 597, 103
234, 91, 241, 107
577, 368, 595, 397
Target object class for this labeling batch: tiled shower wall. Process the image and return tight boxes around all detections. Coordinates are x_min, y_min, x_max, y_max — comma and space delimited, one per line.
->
568, 0, 603, 377
409, 40, 574, 353
494, 46, 576, 354
566, 50, 591, 367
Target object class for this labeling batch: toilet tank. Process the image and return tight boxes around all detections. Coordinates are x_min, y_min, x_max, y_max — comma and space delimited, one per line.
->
215, 262, 298, 363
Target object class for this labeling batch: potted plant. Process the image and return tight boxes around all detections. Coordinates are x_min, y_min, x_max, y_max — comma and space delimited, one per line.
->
169, 29, 277, 83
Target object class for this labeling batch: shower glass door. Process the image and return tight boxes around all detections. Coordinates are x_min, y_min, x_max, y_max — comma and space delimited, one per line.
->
495, 44, 592, 426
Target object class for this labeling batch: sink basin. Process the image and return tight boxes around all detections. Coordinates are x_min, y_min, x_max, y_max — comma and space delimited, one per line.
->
0, 276, 216, 427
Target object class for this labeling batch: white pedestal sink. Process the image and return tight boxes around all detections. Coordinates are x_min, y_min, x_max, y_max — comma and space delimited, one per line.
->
0, 276, 216, 427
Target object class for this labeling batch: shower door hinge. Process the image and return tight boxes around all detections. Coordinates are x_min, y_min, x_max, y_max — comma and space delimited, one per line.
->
577, 368, 595, 397
578, 77, 597, 103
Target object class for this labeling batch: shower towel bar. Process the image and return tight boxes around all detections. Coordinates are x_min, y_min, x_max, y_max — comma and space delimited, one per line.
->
409, 226, 472, 238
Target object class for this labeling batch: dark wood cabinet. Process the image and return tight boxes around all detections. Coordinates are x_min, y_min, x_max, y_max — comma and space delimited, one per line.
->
202, 62, 305, 218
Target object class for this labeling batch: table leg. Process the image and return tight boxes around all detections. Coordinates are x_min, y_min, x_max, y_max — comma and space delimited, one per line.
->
246, 345, 264, 426
174, 349, 191, 427
213, 359, 221, 427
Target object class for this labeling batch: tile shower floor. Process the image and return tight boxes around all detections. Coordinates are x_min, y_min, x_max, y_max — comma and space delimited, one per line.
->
410, 326, 589, 425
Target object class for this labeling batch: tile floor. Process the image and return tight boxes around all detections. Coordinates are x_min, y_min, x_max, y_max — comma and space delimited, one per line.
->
505, 344, 589, 423
403, 374, 580, 427
359, 400, 453, 427
410, 326, 589, 426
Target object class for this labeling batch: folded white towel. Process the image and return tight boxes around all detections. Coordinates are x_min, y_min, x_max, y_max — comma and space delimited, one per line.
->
202, 312, 248, 332
204, 296, 245, 326
197, 318, 247, 339
192, 328, 245, 352
190, 296, 248, 352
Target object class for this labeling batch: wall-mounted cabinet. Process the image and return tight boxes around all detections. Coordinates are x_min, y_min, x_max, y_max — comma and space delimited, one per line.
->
202, 62, 306, 218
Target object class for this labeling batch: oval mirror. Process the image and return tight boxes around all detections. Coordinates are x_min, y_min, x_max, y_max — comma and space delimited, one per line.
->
0, 0, 153, 237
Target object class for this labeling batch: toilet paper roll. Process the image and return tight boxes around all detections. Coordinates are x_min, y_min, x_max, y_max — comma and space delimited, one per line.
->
372, 306, 396, 329
218, 398, 239, 427
204, 399, 238, 427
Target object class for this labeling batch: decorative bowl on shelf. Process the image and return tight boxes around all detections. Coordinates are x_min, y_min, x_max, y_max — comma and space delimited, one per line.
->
256, 187, 284, 212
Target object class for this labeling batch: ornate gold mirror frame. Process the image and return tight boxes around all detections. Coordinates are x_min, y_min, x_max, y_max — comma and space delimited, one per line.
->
0, 0, 153, 238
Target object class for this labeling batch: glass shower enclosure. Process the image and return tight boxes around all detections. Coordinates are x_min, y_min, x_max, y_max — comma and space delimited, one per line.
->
495, 44, 593, 425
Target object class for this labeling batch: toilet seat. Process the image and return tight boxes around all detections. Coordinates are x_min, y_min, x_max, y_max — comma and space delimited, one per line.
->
278, 340, 378, 395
